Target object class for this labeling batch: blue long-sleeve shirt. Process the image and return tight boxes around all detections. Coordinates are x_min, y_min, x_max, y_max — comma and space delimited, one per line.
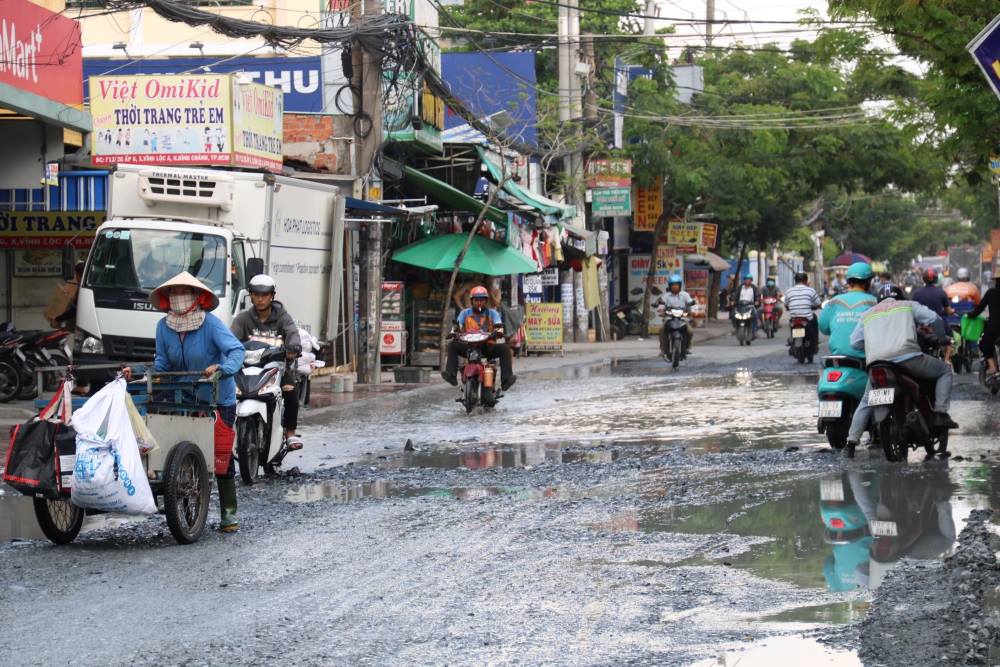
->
154, 313, 245, 406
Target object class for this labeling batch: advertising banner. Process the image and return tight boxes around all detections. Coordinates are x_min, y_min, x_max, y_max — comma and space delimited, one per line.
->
0, 211, 103, 249
586, 158, 632, 188
666, 221, 719, 250
90, 74, 284, 173
524, 302, 563, 351
84, 56, 322, 112
233, 81, 284, 172
633, 177, 663, 231
0, 0, 83, 106
591, 187, 632, 217
967, 13, 1000, 102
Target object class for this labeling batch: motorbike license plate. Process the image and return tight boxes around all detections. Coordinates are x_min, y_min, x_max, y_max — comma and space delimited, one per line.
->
792, 328, 806, 339
820, 479, 845, 502
818, 401, 842, 418
869, 520, 898, 537
868, 388, 895, 406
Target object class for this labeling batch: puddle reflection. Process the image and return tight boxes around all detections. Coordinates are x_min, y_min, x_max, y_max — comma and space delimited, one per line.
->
690, 636, 861, 666
637, 464, 965, 594
382, 443, 620, 471
0, 484, 141, 542
285, 478, 568, 504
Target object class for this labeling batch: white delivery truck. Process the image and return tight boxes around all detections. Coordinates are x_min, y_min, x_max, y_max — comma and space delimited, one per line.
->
72, 164, 345, 373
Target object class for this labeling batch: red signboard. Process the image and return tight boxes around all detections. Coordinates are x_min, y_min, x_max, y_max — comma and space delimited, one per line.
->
0, 0, 84, 106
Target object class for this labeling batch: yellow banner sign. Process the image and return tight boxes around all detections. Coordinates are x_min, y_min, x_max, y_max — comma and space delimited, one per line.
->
633, 177, 663, 231
666, 221, 719, 249
90, 74, 283, 173
0, 211, 104, 248
524, 302, 563, 350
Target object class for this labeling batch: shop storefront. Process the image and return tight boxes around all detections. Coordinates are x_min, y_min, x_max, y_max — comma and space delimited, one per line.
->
0, 1, 94, 328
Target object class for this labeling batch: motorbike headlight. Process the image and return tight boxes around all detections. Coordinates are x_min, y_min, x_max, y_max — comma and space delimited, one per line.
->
80, 335, 104, 355
951, 296, 960, 303
262, 370, 280, 392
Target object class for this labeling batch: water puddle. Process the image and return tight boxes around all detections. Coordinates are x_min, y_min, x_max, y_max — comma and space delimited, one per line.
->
0, 485, 140, 542
689, 636, 860, 666
378, 442, 621, 471
285, 478, 568, 504
630, 462, 995, 622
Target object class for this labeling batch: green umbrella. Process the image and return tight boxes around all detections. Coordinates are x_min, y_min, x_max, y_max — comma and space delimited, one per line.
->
392, 233, 538, 276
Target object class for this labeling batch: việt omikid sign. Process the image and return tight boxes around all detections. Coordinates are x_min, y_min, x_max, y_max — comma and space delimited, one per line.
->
0, 211, 105, 248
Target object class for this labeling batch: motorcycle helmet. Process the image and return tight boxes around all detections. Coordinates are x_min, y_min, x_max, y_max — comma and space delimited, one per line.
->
743, 273, 754, 282
249, 274, 276, 294
470, 285, 489, 312
922, 267, 937, 285
877, 283, 904, 303
845, 262, 874, 282
956, 267, 970, 281
765, 277, 776, 287
668, 274, 682, 286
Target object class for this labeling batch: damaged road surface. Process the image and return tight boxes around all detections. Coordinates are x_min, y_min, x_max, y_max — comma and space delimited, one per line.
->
2, 335, 999, 665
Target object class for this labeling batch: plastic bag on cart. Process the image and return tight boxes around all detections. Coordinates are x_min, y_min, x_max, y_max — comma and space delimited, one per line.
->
70, 378, 156, 514
2, 379, 75, 498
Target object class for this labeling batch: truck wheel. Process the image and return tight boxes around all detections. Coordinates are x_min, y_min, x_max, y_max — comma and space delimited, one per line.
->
32, 497, 84, 545
163, 441, 210, 545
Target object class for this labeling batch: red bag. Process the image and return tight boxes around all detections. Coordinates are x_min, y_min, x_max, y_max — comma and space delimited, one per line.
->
213, 412, 235, 476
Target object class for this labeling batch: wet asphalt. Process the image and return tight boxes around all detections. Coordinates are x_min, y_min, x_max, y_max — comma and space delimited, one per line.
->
1, 331, 999, 666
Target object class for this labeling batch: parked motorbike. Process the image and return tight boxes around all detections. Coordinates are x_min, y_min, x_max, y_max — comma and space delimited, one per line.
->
611, 301, 643, 340
12, 328, 72, 399
658, 306, 689, 370
817, 355, 868, 450
234, 341, 294, 484
456, 331, 504, 414
733, 300, 755, 346
761, 297, 780, 338
866, 359, 951, 462
788, 316, 815, 364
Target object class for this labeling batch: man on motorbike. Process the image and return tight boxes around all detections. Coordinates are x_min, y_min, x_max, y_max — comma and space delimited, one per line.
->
819, 262, 876, 357
912, 268, 953, 318
230, 274, 304, 450
761, 277, 784, 327
442, 286, 516, 391
730, 273, 761, 334
968, 274, 1000, 378
653, 274, 695, 355
783, 272, 822, 349
843, 284, 959, 459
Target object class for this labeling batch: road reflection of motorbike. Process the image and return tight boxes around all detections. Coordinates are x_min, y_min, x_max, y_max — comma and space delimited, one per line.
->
456, 331, 503, 414
818, 465, 955, 592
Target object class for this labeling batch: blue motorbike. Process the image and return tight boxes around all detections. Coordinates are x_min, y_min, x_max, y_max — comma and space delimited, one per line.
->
816, 355, 868, 450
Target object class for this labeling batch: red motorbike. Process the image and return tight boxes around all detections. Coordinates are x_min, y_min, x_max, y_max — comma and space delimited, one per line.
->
761, 297, 780, 338
457, 331, 504, 414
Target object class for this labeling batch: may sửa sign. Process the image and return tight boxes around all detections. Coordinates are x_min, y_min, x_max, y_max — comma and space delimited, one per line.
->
89, 74, 283, 173
524, 302, 563, 351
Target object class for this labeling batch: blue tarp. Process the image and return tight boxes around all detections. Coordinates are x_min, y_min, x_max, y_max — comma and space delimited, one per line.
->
442, 52, 537, 145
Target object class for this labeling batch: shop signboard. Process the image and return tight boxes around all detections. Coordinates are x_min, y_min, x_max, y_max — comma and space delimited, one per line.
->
627, 247, 682, 293
524, 302, 563, 352
666, 221, 719, 250
585, 158, 632, 188
591, 188, 632, 217
633, 177, 663, 231
967, 13, 1000, 102
522, 272, 543, 303
683, 265, 710, 325
0, 211, 103, 249
542, 268, 559, 286
232, 81, 284, 172
89, 74, 283, 173
0, 0, 83, 106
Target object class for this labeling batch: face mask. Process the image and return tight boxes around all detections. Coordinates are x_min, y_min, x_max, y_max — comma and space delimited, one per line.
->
169, 292, 197, 313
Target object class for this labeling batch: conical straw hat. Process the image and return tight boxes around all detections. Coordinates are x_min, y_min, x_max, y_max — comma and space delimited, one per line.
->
149, 271, 220, 312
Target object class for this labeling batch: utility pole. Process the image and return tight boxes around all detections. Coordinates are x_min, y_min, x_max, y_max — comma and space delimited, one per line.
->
643, 0, 657, 36
706, 0, 716, 47
355, 0, 384, 386
558, 0, 582, 342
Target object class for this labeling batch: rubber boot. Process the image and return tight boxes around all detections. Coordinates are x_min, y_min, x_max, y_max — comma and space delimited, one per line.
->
217, 476, 239, 533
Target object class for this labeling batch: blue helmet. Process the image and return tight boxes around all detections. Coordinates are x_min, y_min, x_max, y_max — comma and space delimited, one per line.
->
668, 274, 682, 286
846, 262, 874, 281
743, 273, 754, 281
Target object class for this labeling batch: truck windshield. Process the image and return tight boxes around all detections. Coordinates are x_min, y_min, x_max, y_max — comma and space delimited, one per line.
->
86, 228, 228, 295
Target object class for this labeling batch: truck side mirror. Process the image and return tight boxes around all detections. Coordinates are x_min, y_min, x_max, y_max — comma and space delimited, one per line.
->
61, 246, 76, 281
246, 257, 264, 280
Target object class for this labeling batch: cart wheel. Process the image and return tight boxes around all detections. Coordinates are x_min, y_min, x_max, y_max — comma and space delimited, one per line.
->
163, 441, 210, 544
32, 497, 84, 545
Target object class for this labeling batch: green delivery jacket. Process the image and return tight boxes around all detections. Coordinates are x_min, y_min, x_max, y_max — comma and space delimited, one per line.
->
818, 290, 876, 359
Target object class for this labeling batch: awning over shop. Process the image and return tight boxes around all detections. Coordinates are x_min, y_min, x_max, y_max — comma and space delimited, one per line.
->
392, 160, 506, 225
393, 233, 538, 276
688, 251, 731, 272
345, 197, 420, 217
477, 147, 575, 221
561, 222, 596, 257
0, 84, 92, 133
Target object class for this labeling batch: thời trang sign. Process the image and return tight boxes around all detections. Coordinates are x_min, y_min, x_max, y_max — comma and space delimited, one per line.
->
89, 74, 284, 172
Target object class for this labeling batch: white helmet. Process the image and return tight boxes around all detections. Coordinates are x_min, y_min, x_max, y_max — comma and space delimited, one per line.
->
249, 274, 276, 294
956, 267, 970, 281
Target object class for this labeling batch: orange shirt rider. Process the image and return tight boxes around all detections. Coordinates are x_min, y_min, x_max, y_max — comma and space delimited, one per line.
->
455, 286, 503, 342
